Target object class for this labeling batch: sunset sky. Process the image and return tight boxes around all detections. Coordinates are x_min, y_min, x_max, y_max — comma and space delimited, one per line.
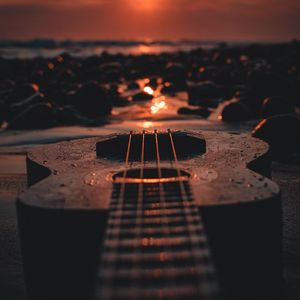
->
0, 0, 299, 41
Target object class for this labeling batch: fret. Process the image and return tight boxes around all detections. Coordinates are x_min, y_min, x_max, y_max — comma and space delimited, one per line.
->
96, 179, 219, 300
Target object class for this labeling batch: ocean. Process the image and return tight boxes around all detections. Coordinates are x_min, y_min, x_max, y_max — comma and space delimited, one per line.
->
0, 39, 250, 59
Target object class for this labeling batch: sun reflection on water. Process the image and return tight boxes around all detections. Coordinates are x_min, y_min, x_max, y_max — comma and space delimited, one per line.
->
142, 121, 154, 128
144, 86, 154, 95
150, 96, 168, 114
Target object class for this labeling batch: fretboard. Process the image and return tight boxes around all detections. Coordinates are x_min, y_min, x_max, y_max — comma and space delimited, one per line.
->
96, 180, 219, 300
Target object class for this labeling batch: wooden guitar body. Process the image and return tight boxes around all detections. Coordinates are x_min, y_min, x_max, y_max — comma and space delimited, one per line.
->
17, 130, 282, 300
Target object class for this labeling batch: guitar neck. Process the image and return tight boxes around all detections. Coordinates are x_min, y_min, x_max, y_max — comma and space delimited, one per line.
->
96, 180, 219, 300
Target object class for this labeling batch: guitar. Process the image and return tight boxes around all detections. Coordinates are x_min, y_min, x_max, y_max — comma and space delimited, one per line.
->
17, 130, 282, 300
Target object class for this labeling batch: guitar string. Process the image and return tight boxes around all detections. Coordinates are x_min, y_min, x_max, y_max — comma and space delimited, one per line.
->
154, 129, 177, 297
128, 130, 145, 299
168, 129, 217, 296
154, 129, 170, 238
98, 131, 133, 299
100, 130, 216, 298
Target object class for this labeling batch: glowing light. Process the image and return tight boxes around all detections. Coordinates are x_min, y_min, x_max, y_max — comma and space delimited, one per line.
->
47, 62, 54, 70
240, 55, 249, 62
129, 0, 160, 12
142, 121, 154, 128
144, 86, 154, 95
150, 97, 168, 114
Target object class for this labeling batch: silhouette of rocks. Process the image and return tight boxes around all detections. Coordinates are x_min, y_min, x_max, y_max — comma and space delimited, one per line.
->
1, 41, 300, 129
247, 69, 294, 100
10, 83, 39, 103
163, 63, 187, 91
261, 96, 294, 118
132, 91, 154, 101
72, 82, 112, 118
252, 114, 300, 161
178, 107, 211, 118
127, 82, 139, 90
220, 101, 253, 122
8, 103, 57, 129
161, 82, 178, 94
188, 81, 221, 107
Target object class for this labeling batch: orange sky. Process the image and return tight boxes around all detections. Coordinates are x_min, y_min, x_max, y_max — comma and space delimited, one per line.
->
0, 0, 299, 41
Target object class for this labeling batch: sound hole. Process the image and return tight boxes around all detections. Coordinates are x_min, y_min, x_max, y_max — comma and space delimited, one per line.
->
96, 131, 206, 161
113, 168, 190, 183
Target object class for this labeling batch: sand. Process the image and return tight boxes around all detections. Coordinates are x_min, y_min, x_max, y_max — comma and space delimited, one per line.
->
0, 155, 26, 300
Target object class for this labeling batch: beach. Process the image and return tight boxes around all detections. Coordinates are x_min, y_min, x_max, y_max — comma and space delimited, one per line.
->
0, 41, 300, 299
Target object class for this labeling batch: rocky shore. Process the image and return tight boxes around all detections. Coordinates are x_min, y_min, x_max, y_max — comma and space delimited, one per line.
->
1, 41, 300, 160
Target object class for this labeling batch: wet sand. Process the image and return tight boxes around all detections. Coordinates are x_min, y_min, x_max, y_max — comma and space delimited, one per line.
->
0, 155, 26, 300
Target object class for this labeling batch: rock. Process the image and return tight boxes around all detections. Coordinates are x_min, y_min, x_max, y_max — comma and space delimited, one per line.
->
147, 77, 159, 89
8, 103, 57, 129
163, 63, 187, 91
187, 81, 222, 107
220, 101, 253, 122
0, 79, 15, 90
73, 82, 112, 118
247, 69, 294, 99
261, 96, 294, 118
55, 106, 94, 126
127, 82, 140, 90
252, 114, 300, 161
177, 107, 211, 118
131, 92, 153, 102
109, 85, 130, 107
238, 93, 263, 117
89, 62, 122, 83
11, 93, 44, 110
161, 82, 178, 94
11, 83, 40, 103
0, 102, 7, 124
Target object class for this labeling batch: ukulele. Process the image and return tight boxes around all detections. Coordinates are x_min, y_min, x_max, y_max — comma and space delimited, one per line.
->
17, 130, 282, 300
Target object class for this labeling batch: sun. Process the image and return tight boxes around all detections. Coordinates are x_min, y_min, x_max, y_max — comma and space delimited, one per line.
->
129, 0, 161, 12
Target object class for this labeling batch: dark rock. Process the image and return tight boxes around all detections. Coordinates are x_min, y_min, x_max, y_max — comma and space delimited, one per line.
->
161, 82, 178, 94
247, 69, 294, 99
252, 114, 300, 161
187, 81, 222, 107
127, 82, 140, 90
163, 63, 187, 91
147, 77, 159, 89
261, 96, 294, 118
8, 103, 57, 129
238, 93, 263, 117
55, 106, 81, 125
109, 85, 130, 107
0, 79, 15, 90
11, 83, 40, 103
131, 92, 154, 102
11, 93, 44, 110
98, 62, 122, 83
220, 101, 253, 122
177, 107, 211, 118
0, 102, 7, 124
72, 82, 112, 118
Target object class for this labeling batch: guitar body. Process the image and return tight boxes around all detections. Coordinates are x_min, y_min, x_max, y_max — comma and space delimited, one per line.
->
17, 130, 282, 300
